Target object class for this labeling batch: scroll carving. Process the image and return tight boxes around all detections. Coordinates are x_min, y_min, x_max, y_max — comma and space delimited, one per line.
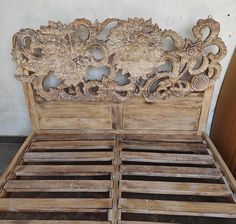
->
12, 17, 227, 102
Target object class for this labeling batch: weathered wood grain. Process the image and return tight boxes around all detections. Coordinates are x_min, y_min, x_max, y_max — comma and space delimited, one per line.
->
119, 199, 236, 218
121, 165, 221, 179
30, 140, 114, 150
37, 102, 112, 130
120, 180, 230, 196
0, 221, 110, 224
122, 151, 214, 164
123, 103, 201, 130
118, 222, 177, 224
123, 142, 207, 153
15, 165, 113, 176
5, 180, 113, 192
121, 133, 203, 142
24, 152, 114, 162
0, 198, 112, 212
33, 133, 115, 141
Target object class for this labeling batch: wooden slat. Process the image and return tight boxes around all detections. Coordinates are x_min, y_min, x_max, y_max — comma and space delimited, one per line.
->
15, 165, 113, 176
123, 142, 207, 153
33, 133, 115, 141
119, 198, 236, 218
0, 198, 112, 212
121, 165, 221, 179
122, 152, 214, 165
122, 134, 203, 143
30, 140, 114, 150
24, 152, 114, 162
119, 222, 176, 224
5, 180, 113, 192
120, 180, 230, 196
0, 221, 110, 224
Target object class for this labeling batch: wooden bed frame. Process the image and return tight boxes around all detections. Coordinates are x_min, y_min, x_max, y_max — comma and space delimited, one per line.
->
0, 17, 236, 223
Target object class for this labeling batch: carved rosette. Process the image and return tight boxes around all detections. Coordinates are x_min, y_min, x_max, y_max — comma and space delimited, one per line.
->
12, 17, 227, 102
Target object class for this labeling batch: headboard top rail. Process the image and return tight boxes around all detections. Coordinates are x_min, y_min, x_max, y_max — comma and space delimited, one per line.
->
12, 17, 226, 103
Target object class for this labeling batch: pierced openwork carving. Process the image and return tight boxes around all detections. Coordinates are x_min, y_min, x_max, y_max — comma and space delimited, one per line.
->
12, 17, 227, 102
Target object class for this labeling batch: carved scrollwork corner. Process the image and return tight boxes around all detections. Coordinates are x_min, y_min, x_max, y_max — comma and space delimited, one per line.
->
12, 17, 227, 102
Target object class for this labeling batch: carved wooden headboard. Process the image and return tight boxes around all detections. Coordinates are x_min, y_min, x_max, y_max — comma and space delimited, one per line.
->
12, 17, 227, 135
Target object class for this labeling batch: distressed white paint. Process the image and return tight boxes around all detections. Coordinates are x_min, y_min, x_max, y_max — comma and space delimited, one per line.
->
0, 0, 235, 135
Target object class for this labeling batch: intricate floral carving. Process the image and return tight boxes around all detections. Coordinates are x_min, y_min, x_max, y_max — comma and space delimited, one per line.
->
107, 18, 165, 78
12, 17, 227, 102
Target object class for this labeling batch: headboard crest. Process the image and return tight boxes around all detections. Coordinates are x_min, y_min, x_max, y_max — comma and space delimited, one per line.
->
12, 17, 226, 103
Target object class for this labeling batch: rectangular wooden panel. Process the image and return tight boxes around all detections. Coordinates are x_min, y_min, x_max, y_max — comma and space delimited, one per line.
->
36, 102, 112, 130
33, 95, 206, 133
123, 95, 202, 131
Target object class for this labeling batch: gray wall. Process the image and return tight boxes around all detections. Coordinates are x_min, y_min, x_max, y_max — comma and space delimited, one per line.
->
0, 0, 235, 135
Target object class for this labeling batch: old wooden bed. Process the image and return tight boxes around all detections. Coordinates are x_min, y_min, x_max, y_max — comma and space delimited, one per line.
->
0, 17, 236, 223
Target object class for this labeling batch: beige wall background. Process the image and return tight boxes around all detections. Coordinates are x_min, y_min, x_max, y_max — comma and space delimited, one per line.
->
0, 0, 235, 135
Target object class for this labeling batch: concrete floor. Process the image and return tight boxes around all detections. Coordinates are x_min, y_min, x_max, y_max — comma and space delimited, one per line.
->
0, 143, 21, 175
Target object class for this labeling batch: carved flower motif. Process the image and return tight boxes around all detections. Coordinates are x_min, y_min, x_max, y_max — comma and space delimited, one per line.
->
177, 39, 209, 75
36, 22, 93, 86
54, 53, 91, 86
107, 18, 165, 78
177, 39, 204, 59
